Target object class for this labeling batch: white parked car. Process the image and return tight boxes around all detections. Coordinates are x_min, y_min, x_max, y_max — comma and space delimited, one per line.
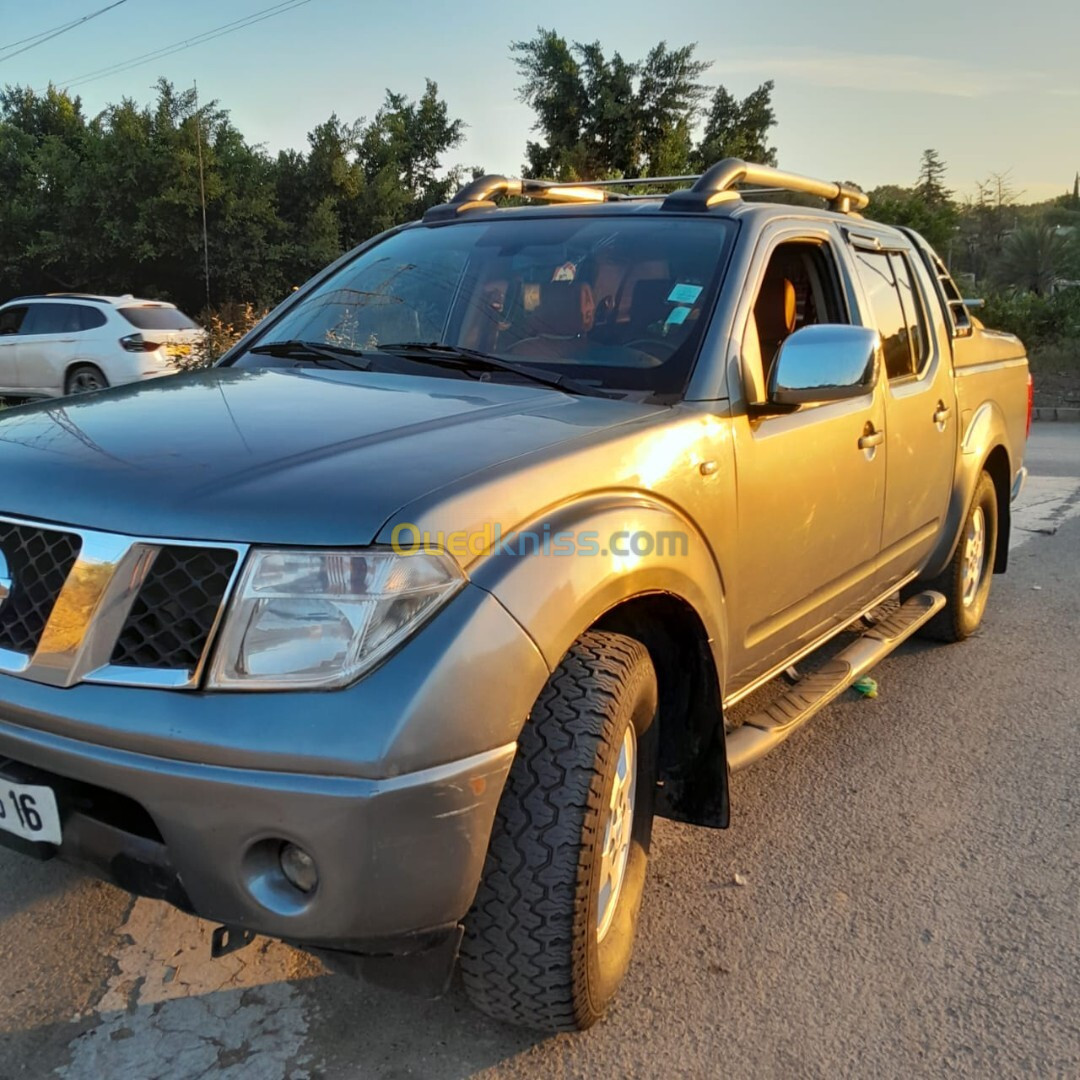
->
0, 294, 207, 397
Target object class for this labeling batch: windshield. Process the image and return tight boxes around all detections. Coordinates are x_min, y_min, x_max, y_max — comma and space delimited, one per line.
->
240, 214, 736, 396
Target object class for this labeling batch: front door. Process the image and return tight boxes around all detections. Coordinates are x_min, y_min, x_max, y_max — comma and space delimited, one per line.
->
0, 306, 28, 392
727, 227, 887, 693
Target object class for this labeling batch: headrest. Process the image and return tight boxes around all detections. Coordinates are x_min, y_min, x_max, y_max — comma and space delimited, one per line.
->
532, 281, 595, 338
756, 276, 797, 341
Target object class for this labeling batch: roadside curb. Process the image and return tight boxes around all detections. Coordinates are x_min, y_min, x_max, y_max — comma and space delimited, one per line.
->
1032, 407, 1080, 423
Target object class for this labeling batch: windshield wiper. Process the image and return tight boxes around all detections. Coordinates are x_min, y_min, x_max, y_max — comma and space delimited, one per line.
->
247, 339, 372, 372
376, 342, 618, 398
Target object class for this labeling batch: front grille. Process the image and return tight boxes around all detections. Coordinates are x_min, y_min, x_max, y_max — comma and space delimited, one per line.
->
0, 521, 82, 655
110, 546, 238, 670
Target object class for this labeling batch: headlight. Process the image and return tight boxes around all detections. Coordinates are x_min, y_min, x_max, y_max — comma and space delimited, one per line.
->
207, 548, 464, 690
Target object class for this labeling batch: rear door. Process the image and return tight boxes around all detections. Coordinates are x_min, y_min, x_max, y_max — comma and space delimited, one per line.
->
17, 303, 79, 393
847, 235, 956, 585
0, 306, 28, 391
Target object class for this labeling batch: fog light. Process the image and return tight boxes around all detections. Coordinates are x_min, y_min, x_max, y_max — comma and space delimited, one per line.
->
279, 842, 318, 893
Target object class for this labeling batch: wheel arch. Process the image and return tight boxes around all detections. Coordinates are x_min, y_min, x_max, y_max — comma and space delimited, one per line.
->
468, 493, 731, 827
63, 359, 108, 390
921, 401, 1013, 580
593, 594, 729, 828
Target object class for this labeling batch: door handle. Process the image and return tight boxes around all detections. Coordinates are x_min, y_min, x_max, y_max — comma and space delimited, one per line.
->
858, 424, 884, 450
933, 402, 952, 425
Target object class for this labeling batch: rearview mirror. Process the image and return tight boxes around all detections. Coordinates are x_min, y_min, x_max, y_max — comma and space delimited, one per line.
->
768, 324, 880, 406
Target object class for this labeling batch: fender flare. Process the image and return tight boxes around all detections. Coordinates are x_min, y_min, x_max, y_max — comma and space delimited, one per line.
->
922, 400, 1012, 580
466, 492, 728, 679
467, 493, 731, 827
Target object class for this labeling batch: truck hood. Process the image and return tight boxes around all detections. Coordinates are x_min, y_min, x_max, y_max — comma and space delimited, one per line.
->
0, 367, 662, 544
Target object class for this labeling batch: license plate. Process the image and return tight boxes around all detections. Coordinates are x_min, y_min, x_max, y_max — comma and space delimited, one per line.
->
0, 781, 62, 844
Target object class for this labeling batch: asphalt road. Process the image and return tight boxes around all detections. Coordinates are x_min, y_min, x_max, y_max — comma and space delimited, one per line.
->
2, 425, 1078, 1080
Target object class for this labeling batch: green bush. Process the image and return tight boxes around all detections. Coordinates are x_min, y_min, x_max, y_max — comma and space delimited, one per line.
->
1029, 339, 1080, 374
980, 288, 1080, 348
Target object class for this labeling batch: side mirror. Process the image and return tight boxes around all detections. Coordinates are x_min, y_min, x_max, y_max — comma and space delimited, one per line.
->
767, 324, 880, 407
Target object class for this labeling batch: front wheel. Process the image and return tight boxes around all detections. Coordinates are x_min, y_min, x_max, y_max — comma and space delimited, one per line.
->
921, 470, 999, 642
461, 631, 658, 1031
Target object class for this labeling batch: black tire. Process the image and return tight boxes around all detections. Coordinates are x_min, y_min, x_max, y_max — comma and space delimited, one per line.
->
461, 630, 658, 1031
920, 471, 998, 642
64, 364, 108, 395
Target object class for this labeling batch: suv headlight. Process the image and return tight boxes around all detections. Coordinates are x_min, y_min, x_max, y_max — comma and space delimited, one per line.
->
207, 548, 464, 690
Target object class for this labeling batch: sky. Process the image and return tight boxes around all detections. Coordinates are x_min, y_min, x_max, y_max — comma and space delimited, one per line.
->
2, 0, 1077, 203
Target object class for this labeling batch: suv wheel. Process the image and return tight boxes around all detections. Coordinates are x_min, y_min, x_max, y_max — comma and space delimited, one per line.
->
461, 630, 658, 1031
65, 364, 108, 395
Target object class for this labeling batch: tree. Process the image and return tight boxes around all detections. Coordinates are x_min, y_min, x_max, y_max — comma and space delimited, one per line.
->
916, 148, 952, 207
0, 78, 469, 311
993, 221, 1073, 295
635, 42, 710, 175
511, 29, 590, 178
869, 184, 959, 253
576, 42, 640, 177
511, 29, 710, 179
959, 171, 1021, 283
868, 150, 959, 257
693, 81, 778, 169
356, 80, 466, 234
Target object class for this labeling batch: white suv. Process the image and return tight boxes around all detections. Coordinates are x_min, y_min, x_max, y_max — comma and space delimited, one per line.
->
0, 294, 207, 398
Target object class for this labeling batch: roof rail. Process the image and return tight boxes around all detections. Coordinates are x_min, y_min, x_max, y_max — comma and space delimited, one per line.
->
661, 159, 868, 214
425, 159, 869, 222
4, 293, 115, 305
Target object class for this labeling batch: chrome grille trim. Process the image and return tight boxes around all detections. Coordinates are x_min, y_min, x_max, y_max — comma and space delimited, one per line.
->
0, 513, 248, 690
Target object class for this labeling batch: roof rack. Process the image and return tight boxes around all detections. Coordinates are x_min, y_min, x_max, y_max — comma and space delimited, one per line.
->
424, 159, 868, 222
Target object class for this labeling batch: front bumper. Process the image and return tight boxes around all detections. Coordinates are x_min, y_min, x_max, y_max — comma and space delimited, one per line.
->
0, 583, 550, 958
0, 724, 513, 948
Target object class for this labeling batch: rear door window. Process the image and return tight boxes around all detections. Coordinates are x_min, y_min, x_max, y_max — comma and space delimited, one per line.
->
119, 306, 200, 331
889, 253, 929, 374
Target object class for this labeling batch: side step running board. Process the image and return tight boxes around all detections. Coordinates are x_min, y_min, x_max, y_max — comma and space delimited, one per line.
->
726, 590, 945, 772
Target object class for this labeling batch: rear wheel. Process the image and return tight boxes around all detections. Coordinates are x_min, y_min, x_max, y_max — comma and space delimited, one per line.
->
461, 631, 658, 1031
921, 471, 998, 642
64, 364, 108, 395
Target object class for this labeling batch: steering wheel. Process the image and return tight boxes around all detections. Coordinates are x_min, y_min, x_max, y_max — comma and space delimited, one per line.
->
625, 339, 677, 361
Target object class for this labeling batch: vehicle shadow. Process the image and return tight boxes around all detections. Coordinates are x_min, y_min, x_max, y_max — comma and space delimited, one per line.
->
3, 890, 549, 1080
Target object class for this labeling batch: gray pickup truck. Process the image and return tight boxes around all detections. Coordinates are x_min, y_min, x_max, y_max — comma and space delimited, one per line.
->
0, 159, 1030, 1031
